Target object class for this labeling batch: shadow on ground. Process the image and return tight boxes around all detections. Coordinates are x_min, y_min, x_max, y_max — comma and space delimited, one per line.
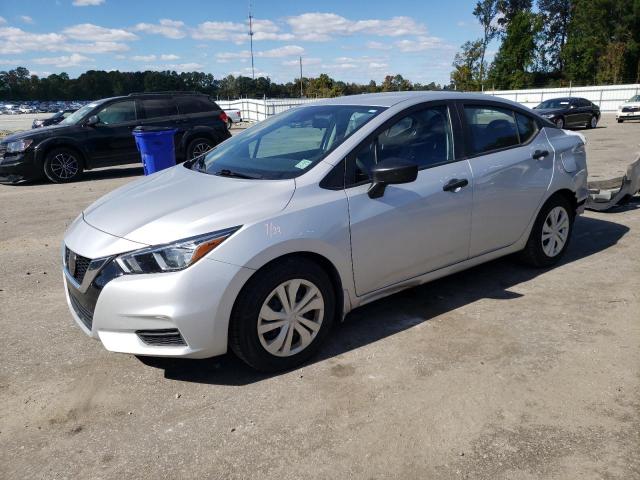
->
139, 214, 629, 385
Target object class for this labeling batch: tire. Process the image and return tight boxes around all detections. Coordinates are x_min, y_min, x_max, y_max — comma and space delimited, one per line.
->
587, 115, 598, 129
519, 194, 575, 268
555, 117, 565, 129
617, 118, 623, 123
43, 147, 83, 183
226, 119, 233, 130
186, 137, 214, 160
229, 257, 336, 372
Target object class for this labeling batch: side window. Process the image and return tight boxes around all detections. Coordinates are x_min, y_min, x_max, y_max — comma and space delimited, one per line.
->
141, 98, 178, 119
515, 113, 538, 144
175, 96, 218, 115
464, 105, 519, 154
95, 101, 136, 125
352, 105, 454, 183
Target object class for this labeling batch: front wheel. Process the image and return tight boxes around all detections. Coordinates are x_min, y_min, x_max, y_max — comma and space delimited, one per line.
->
229, 258, 335, 372
587, 115, 598, 129
44, 147, 83, 183
617, 118, 623, 123
555, 117, 565, 129
519, 195, 574, 268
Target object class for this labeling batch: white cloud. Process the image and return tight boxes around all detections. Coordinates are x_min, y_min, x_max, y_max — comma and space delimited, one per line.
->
160, 54, 179, 60
368, 62, 388, 69
133, 19, 185, 39
63, 23, 138, 42
72, 0, 105, 6
33, 53, 92, 67
0, 17, 6, 24
70, 41, 129, 53
286, 13, 427, 41
191, 18, 292, 43
144, 62, 204, 72
131, 54, 156, 61
250, 19, 294, 41
367, 41, 392, 51
282, 57, 321, 67
0, 58, 25, 65
394, 36, 446, 52
216, 45, 304, 62
20, 15, 34, 24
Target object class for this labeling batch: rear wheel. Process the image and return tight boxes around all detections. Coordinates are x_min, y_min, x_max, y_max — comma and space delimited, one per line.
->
229, 258, 336, 372
519, 194, 574, 268
226, 119, 233, 130
43, 147, 83, 183
554, 117, 565, 129
186, 137, 214, 160
617, 118, 623, 123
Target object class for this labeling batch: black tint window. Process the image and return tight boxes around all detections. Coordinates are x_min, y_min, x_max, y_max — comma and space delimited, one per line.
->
464, 106, 519, 154
141, 98, 178, 119
175, 96, 218, 114
516, 113, 537, 143
96, 101, 136, 125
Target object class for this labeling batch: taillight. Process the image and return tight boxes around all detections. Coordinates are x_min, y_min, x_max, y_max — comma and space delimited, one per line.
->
219, 111, 229, 123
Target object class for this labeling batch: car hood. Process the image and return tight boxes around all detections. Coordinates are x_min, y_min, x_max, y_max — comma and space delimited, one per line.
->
621, 102, 640, 108
82, 164, 296, 246
2, 123, 72, 142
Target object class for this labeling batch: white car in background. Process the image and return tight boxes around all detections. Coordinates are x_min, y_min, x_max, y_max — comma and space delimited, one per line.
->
223, 109, 242, 129
617, 94, 640, 122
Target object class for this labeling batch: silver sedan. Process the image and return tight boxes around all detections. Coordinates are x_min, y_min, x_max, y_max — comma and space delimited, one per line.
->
62, 92, 588, 371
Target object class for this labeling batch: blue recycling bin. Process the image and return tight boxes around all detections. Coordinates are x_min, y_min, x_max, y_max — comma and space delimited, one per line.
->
132, 126, 177, 175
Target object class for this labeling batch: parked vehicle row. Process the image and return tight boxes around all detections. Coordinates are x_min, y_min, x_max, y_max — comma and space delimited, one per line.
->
60, 91, 589, 371
0, 92, 231, 184
532, 97, 600, 129
1, 100, 87, 115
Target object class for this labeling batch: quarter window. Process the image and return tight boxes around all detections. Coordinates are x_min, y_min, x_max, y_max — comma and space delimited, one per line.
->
464, 106, 519, 154
175, 96, 218, 115
353, 105, 454, 183
95, 101, 136, 125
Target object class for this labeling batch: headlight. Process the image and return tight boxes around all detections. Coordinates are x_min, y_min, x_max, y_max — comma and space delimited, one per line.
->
6, 139, 33, 153
115, 226, 241, 274
542, 113, 554, 118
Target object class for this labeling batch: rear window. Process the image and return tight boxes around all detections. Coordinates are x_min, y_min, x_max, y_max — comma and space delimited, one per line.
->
175, 96, 219, 115
140, 98, 178, 119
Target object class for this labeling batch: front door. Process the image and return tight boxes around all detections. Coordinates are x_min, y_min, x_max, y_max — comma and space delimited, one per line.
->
346, 103, 473, 296
86, 100, 140, 166
460, 104, 554, 257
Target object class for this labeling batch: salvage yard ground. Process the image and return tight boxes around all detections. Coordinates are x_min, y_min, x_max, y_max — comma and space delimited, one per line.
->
0, 114, 639, 479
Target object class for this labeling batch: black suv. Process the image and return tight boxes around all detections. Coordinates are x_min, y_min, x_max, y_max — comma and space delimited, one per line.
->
0, 92, 231, 184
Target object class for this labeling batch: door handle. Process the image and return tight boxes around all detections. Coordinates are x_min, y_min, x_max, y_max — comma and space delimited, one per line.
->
532, 149, 549, 160
443, 178, 469, 192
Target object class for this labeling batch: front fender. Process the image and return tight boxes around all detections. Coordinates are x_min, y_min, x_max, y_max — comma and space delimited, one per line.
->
34, 136, 89, 167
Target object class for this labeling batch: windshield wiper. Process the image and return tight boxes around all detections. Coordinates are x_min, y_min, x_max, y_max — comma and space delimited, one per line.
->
214, 169, 262, 179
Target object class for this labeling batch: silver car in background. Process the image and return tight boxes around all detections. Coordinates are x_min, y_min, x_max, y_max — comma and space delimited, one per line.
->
62, 92, 588, 371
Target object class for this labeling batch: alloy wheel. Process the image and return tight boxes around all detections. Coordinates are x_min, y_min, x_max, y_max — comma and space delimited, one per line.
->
590, 116, 597, 128
191, 142, 212, 159
257, 279, 325, 357
541, 206, 570, 257
50, 152, 79, 180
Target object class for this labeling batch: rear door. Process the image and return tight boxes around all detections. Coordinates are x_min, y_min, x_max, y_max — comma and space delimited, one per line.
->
459, 102, 554, 257
85, 100, 140, 166
346, 102, 474, 295
138, 96, 181, 154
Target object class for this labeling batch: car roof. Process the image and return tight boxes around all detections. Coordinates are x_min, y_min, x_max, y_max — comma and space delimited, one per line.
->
308, 91, 529, 109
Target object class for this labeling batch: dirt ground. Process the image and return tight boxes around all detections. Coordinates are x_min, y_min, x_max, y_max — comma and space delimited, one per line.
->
0, 114, 639, 479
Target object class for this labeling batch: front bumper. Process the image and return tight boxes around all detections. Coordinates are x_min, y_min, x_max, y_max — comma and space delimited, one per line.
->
0, 150, 41, 184
63, 220, 254, 358
617, 111, 640, 120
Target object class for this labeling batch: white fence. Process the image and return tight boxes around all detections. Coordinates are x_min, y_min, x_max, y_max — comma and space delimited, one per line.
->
485, 84, 640, 112
217, 98, 316, 122
218, 84, 640, 122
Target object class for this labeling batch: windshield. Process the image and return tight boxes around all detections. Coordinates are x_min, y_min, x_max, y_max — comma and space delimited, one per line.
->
61, 102, 98, 125
628, 95, 640, 102
193, 104, 385, 180
537, 99, 570, 109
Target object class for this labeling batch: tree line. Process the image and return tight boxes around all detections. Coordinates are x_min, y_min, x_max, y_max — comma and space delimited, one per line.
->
451, 0, 640, 91
0, 67, 446, 101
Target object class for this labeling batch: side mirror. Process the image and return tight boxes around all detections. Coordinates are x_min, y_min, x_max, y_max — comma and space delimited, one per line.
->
367, 158, 418, 199
85, 115, 99, 127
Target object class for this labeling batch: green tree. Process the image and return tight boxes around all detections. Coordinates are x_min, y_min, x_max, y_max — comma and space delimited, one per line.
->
473, 0, 500, 86
451, 40, 484, 91
538, 0, 572, 72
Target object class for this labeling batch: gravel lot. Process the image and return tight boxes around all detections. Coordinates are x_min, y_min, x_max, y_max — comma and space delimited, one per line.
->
1, 113, 639, 479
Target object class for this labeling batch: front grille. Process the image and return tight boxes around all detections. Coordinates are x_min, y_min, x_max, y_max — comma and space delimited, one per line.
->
69, 292, 93, 330
136, 329, 187, 346
0, 144, 6, 158
65, 247, 92, 284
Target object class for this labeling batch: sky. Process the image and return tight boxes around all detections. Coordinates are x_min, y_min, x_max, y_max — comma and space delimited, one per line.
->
0, 0, 487, 85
